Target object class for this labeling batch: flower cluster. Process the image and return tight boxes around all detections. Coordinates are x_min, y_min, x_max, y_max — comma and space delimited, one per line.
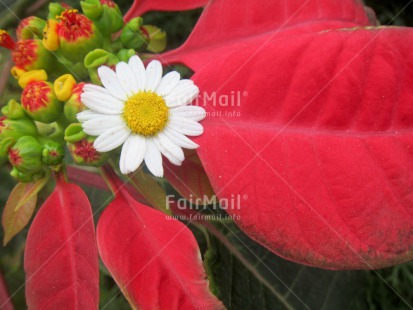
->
0, 0, 204, 182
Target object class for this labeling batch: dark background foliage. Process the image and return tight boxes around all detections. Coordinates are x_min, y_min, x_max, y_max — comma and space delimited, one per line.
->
0, 0, 413, 309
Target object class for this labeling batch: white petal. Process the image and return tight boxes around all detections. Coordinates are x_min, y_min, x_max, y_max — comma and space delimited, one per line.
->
98, 66, 128, 101
82, 115, 124, 136
81, 92, 124, 115
116, 61, 139, 96
145, 60, 163, 91
163, 128, 199, 149
144, 138, 163, 177
93, 125, 130, 152
128, 56, 146, 91
164, 81, 199, 107
156, 71, 180, 96
119, 135, 146, 174
155, 133, 185, 165
77, 110, 106, 122
167, 117, 204, 136
83, 84, 108, 95
170, 106, 206, 121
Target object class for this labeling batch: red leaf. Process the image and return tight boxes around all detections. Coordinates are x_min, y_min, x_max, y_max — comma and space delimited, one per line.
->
0, 272, 13, 310
159, 0, 371, 70
24, 175, 99, 309
164, 150, 215, 203
97, 168, 223, 309
2, 183, 37, 246
138, 0, 413, 268
124, 0, 208, 22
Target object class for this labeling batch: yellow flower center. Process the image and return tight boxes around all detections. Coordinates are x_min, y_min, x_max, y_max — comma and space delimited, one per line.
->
123, 91, 169, 136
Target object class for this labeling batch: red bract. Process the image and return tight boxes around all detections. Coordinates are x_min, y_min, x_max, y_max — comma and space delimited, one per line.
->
133, 0, 413, 269
24, 175, 99, 309
124, 0, 208, 21
97, 168, 223, 310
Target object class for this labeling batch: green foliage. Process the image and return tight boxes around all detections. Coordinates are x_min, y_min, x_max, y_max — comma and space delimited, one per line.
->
364, 0, 413, 26
204, 221, 369, 310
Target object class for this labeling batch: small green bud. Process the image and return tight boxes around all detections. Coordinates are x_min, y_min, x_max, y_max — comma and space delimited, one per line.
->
121, 17, 149, 50
64, 123, 87, 143
80, 0, 103, 20
0, 137, 15, 157
10, 167, 34, 183
0, 115, 38, 142
81, 0, 123, 35
48, 3, 70, 20
64, 83, 86, 123
8, 136, 43, 173
67, 136, 108, 166
10, 167, 45, 183
42, 140, 65, 166
1, 100, 25, 120
117, 49, 136, 62
84, 49, 119, 84
16, 16, 47, 40
143, 25, 167, 53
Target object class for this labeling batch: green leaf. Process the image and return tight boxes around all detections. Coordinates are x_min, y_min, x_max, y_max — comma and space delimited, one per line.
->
2, 183, 37, 246
14, 171, 49, 211
204, 222, 368, 310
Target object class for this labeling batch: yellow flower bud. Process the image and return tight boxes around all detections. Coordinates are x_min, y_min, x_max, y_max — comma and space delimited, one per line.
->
11, 66, 26, 79
43, 19, 60, 51
18, 69, 48, 88
54, 74, 76, 101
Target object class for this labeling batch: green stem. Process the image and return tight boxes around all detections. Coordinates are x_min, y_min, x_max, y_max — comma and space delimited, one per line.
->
127, 167, 172, 215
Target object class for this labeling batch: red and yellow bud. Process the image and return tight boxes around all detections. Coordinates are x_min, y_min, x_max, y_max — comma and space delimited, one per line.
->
21, 80, 63, 123
64, 82, 86, 122
81, 0, 123, 35
12, 39, 55, 71
8, 136, 43, 174
0, 30, 16, 50
56, 9, 103, 62
67, 136, 108, 166
16, 17, 46, 40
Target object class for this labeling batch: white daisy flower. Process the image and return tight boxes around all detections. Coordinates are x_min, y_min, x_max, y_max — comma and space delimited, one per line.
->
77, 55, 205, 177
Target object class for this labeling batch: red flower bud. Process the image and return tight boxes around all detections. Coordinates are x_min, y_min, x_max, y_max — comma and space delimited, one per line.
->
0, 30, 16, 50
8, 136, 43, 173
12, 39, 55, 71
68, 137, 108, 166
56, 9, 103, 62
21, 81, 63, 123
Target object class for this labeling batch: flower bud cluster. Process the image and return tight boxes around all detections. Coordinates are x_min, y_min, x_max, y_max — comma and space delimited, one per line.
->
0, 0, 168, 182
